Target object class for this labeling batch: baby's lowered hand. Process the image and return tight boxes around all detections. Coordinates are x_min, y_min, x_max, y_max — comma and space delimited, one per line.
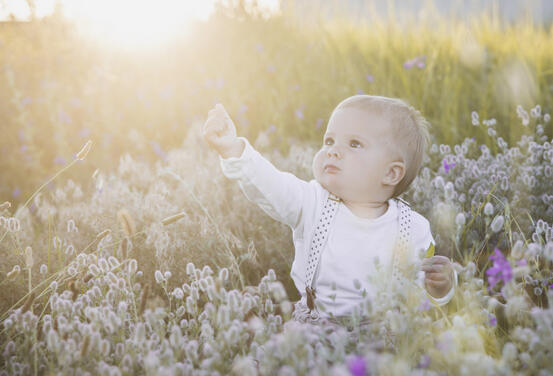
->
202, 103, 245, 159
421, 255, 454, 299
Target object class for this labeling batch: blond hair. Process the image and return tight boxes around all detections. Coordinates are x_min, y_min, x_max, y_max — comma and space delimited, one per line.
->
333, 95, 431, 198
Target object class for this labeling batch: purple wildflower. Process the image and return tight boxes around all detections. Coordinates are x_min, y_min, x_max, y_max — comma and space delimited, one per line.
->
357, 89, 365, 95
53, 156, 66, 165
20, 145, 28, 153
268, 124, 276, 133
486, 248, 513, 291
315, 118, 324, 130
12, 187, 21, 198
403, 56, 426, 70
348, 355, 367, 376
418, 298, 431, 312
516, 259, 527, 266
443, 159, 456, 173
365, 74, 374, 83
488, 314, 497, 327
149, 141, 167, 161
417, 354, 430, 368
295, 109, 304, 120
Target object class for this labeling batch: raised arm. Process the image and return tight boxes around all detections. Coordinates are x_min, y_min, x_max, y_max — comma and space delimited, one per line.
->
202, 104, 314, 229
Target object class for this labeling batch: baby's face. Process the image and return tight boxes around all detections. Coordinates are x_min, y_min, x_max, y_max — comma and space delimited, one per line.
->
312, 108, 401, 203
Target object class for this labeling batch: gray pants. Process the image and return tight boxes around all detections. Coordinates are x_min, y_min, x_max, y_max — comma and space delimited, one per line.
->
289, 300, 397, 352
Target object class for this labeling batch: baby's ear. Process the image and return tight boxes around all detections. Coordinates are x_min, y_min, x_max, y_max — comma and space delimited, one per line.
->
382, 161, 406, 186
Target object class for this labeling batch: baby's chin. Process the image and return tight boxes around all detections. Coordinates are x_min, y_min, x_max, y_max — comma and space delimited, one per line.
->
314, 175, 341, 197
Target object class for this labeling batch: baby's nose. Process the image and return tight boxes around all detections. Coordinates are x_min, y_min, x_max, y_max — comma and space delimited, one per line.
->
327, 147, 341, 159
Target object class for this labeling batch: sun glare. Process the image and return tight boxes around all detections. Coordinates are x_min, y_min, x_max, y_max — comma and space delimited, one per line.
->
62, 0, 215, 48
1, 0, 281, 48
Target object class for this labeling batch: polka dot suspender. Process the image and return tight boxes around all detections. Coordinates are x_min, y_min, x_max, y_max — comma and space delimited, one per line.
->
304, 193, 412, 318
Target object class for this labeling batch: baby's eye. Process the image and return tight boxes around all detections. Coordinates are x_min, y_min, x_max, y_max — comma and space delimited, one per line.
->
324, 137, 334, 146
350, 140, 361, 148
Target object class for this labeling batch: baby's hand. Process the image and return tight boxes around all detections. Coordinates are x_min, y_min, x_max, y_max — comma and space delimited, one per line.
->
421, 255, 454, 299
202, 103, 244, 158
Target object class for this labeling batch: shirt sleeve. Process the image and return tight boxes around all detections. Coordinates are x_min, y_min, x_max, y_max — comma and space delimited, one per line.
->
219, 136, 313, 230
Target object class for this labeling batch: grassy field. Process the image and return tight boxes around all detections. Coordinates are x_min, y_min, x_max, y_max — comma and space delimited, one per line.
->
1, 2, 553, 375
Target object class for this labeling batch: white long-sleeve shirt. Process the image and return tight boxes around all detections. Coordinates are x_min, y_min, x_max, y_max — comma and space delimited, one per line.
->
219, 137, 457, 318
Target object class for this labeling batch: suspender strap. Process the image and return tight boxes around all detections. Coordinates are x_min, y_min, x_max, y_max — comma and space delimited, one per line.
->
304, 192, 412, 319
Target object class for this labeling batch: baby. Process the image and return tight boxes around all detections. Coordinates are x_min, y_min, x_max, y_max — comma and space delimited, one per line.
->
202, 95, 458, 324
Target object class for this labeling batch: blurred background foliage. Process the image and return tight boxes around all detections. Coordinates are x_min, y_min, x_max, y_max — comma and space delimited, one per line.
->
0, 0, 552, 204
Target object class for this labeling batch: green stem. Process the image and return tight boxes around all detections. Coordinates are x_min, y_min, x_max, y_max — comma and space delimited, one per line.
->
0, 159, 80, 245
160, 169, 245, 290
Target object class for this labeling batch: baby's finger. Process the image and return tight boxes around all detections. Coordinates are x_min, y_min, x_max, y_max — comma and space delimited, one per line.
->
425, 272, 447, 281
430, 256, 450, 264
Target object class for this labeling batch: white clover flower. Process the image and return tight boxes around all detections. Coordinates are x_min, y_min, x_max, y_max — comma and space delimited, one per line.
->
6, 265, 21, 280
64, 244, 74, 256
201, 265, 213, 277
490, 215, 505, 233
164, 271, 172, 280
66, 219, 78, 233
269, 281, 287, 302
99, 258, 109, 273
154, 270, 164, 284
67, 266, 77, 277
267, 269, 277, 282
8, 217, 20, 232
455, 212, 466, 227
39, 264, 48, 276
176, 306, 186, 317
218, 267, 229, 282
186, 262, 195, 275
128, 259, 138, 275
198, 279, 208, 292
89, 264, 101, 277
107, 272, 118, 285
471, 111, 479, 126
186, 296, 195, 314
483, 202, 494, 216
264, 299, 274, 313
530, 105, 541, 118
108, 256, 120, 269
544, 113, 550, 123
502, 342, 518, 363
172, 288, 184, 300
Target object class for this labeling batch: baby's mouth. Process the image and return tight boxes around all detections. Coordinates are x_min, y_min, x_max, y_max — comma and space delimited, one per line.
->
324, 164, 341, 173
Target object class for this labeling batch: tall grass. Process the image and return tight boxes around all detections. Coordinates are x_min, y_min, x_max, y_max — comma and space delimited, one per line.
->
0, 1, 552, 202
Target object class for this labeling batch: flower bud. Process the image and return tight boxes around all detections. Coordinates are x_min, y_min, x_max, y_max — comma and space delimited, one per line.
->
24, 247, 33, 270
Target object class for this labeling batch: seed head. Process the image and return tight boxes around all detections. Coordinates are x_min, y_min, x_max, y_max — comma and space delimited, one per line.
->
117, 209, 136, 237
161, 212, 186, 226
128, 259, 138, 275
7, 265, 21, 280
490, 215, 505, 233
25, 247, 34, 269
22, 291, 35, 313
76, 140, 92, 161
